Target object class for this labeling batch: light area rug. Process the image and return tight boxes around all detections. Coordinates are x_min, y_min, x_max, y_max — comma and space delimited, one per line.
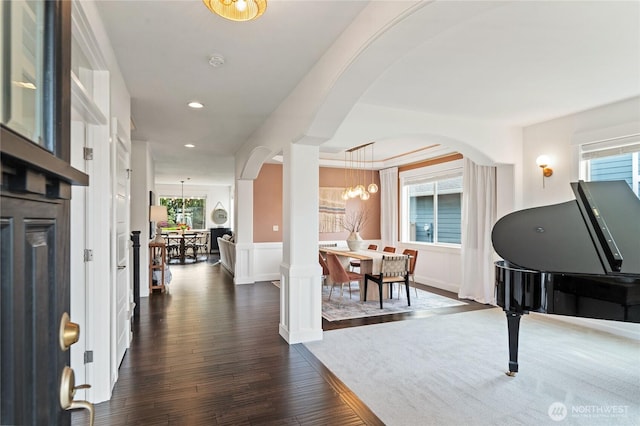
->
322, 283, 466, 321
304, 308, 640, 426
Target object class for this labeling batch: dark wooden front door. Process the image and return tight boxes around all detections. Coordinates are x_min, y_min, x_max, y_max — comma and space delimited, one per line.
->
1, 188, 72, 424
1, 1, 88, 424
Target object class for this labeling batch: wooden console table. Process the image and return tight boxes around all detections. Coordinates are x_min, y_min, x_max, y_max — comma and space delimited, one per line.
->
149, 242, 166, 293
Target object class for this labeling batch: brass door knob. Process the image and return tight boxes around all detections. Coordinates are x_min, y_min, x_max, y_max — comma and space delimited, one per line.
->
59, 312, 80, 351
60, 366, 94, 426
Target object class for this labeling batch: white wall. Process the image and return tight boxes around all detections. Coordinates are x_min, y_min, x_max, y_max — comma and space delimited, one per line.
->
397, 244, 461, 293
130, 141, 154, 297
154, 183, 234, 230
522, 97, 640, 208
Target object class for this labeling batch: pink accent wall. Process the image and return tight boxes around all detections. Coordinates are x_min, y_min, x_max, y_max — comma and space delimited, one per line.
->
318, 167, 381, 241
254, 164, 283, 243
253, 164, 381, 243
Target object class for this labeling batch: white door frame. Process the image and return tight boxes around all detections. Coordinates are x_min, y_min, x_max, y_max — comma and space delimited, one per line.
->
111, 118, 132, 382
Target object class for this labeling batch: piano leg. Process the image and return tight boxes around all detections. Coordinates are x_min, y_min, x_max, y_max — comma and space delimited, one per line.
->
506, 311, 522, 377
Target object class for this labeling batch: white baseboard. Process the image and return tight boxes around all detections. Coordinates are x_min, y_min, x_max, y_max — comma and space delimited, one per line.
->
253, 273, 281, 282
417, 276, 459, 294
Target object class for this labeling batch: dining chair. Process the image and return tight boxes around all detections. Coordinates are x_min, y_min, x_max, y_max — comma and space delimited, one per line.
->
318, 242, 337, 249
383, 246, 396, 253
165, 233, 181, 261
195, 233, 210, 260
364, 255, 410, 309
401, 248, 419, 298
325, 252, 363, 300
184, 233, 200, 261
350, 244, 378, 271
319, 252, 330, 289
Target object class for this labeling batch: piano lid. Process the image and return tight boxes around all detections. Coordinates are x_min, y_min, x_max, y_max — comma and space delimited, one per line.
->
492, 180, 640, 276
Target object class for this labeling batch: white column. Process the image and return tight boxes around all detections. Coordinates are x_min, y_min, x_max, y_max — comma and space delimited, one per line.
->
279, 143, 323, 344
234, 179, 254, 284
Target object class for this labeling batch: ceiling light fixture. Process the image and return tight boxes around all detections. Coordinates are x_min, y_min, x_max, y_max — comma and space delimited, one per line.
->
184, 144, 195, 148
341, 142, 377, 201
367, 143, 379, 195
202, 0, 267, 22
188, 101, 204, 109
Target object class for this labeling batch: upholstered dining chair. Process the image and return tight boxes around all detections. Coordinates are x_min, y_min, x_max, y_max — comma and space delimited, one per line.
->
319, 252, 330, 289
364, 255, 410, 309
383, 246, 396, 253
325, 252, 363, 300
350, 244, 378, 271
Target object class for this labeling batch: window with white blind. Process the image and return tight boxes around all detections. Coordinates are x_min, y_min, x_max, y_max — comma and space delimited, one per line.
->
399, 161, 463, 245
580, 136, 640, 198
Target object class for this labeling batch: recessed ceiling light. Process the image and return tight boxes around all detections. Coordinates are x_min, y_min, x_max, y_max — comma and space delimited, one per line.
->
188, 101, 204, 109
184, 144, 195, 148
208, 55, 225, 67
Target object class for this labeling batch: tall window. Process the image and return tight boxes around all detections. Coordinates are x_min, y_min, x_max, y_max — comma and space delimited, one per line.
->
580, 139, 640, 198
400, 163, 463, 245
159, 196, 206, 230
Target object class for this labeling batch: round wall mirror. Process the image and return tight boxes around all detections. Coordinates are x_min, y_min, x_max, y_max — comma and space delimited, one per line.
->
211, 203, 228, 225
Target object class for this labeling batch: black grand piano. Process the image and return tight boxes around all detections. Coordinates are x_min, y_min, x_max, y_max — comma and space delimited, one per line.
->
492, 180, 640, 376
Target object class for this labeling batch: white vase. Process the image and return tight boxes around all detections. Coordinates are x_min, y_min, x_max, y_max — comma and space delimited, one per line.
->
346, 231, 366, 251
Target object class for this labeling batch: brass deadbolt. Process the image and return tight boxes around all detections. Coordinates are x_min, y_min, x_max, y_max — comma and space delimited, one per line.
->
59, 312, 80, 351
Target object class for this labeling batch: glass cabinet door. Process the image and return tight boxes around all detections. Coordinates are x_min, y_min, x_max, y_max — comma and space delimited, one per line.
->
1, 0, 48, 150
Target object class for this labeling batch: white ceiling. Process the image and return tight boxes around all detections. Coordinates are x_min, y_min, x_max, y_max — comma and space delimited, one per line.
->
95, 0, 640, 186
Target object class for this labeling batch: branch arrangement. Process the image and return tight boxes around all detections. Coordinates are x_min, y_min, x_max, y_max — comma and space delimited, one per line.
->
341, 208, 368, 232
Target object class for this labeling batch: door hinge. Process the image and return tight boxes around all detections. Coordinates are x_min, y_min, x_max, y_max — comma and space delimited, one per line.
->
84, 249, 93, 262
84, 350, 94, 364
83, 147, 94, 160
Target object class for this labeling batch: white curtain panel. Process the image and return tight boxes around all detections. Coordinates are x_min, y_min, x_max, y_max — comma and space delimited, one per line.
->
459, 158, 497, 304
379, 167, 398, 246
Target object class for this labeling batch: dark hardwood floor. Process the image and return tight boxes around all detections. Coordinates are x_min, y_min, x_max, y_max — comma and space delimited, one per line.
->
72, 258, 489, 425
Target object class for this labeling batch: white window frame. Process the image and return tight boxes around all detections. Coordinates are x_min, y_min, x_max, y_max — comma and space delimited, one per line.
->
399, 159, 463, 246
579, 137, 640, 197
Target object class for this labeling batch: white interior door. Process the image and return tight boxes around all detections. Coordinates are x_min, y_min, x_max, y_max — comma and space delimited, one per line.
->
114, 123, 131, 370
69, 119, 88, 398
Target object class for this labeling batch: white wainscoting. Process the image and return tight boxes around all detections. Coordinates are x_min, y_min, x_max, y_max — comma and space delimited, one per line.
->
398, 243, 461, 294
234, 242, 253, 285
253, 242, 283, 282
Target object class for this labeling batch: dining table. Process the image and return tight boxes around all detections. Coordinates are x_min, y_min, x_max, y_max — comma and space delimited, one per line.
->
319, 247, 407, 301
164, 232, 199, 264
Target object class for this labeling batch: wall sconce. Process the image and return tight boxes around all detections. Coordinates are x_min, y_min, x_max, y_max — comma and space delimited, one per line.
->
536, 155, 553, 188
